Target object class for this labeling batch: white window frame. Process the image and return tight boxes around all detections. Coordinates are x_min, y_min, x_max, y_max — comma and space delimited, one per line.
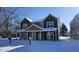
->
46, 21, 54, 28
40, 22, 43, 27
23, 24, 28, 28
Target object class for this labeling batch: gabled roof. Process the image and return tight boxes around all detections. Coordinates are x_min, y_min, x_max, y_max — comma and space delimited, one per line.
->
46, 14, 57, 19
70, 13, 79, 25
21, 14, 58, 23
21, 17, 33, 23
26, 24, 43, 30
25, 17, 33, 22
43, 14, 58, 21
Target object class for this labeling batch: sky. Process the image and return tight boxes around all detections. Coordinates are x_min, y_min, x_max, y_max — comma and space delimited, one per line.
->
16, 7, 79, 32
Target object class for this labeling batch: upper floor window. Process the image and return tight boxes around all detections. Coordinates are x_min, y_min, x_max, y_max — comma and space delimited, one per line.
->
46, 22, 54, 28
39, 22, 43, 27
23, 24, 28, 28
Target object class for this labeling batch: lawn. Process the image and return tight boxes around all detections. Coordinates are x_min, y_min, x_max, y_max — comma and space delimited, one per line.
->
0, 37, 79, 52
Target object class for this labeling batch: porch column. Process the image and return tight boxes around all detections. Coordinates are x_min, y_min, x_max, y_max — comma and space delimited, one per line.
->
27, 32, 28, 39
26, 32, 27, 39
47, 31, 50, 40
32, 32, 36, 40
20, 32, 21, 39
42, 32, 44, 40
26, 32, 28, 39
40, 31, 42, 40
55, 31, 57, 40
35, 32, 36, 40
32, 32, 33, 40
16, 32, 17, 37
15, 32, 17, 40
49, 31, 51, 40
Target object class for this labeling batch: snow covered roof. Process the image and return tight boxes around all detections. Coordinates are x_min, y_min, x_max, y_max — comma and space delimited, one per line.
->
25, 17, 33, 22
43, 28, 57, 31
16, 29, 26, 32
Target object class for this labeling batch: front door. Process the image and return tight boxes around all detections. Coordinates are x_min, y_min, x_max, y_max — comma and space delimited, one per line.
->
36, 32, 41, 40
47, 31, 54, 40
28, 32, 32, 39
28, 32, 36, 40
50, 31, 54, 40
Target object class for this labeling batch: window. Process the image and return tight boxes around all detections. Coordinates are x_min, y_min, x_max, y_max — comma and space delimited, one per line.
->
46, 22, 54, 28
23, 24, 28, 28
47, 31, 54, 39
39, 22, 43, 27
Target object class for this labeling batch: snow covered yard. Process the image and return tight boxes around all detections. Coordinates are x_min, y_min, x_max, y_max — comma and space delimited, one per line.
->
0, 37, 79, 52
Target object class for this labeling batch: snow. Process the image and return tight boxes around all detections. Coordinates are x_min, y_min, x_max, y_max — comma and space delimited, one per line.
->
59, 36, 70, 40
0, 37, 79, 52
16, 29, 26, 32
43, 28, 57, 31
25, 17, 33, 22
0, 45, 24, 52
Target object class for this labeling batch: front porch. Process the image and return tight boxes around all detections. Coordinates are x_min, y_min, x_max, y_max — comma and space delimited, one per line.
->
17, 31, 57, 40
16, 24, 58, 40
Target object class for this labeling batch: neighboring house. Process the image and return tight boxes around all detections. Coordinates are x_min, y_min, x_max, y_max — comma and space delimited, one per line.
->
17, 14, 60, 40
64, 32, 70, 37
70, 14, 79, 39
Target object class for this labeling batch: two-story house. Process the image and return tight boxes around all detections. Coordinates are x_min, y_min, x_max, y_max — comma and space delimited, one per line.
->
16, 14, 60, 40
70, 14, 79, 39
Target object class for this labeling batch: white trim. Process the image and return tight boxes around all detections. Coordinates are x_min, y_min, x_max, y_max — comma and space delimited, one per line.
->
40, 31, 41, 40
23, 24, 28, 28
35, 32, 36, 40
43, 28, 57, 31
16, 32, 17, 37
20, 32, 21, 38
32, 32, 33, 39
26, 28, 57, 32
31, 32, 36, 40
17, 28, 57, 33
46, 21, 54, 28
26, 24, 43, 30
47, 31, 50, 40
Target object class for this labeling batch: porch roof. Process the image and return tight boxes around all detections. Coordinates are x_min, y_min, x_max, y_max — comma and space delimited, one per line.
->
16, 29, 26, 32
26, 24, 43, 30
16, 28, 57, 32
43, 28, 57, 31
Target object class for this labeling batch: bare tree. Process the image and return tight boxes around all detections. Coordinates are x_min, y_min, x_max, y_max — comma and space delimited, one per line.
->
0, 7, 21, 37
